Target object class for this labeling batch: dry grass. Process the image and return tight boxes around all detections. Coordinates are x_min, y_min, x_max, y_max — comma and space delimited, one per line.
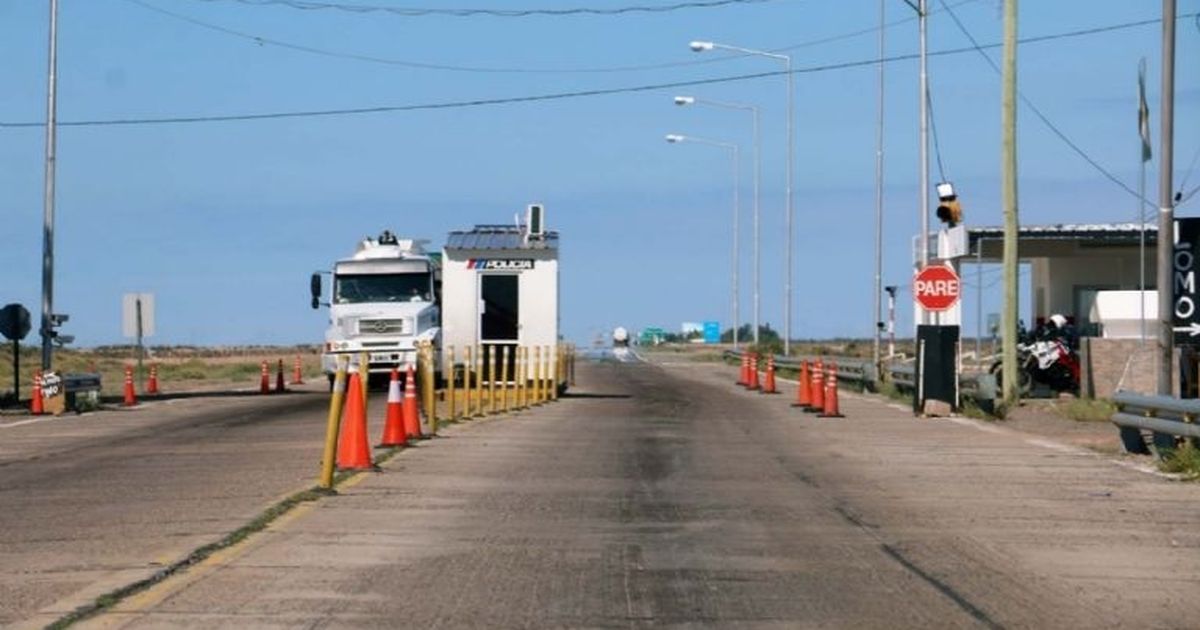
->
1159, 441, 1200, 479
0, 345, 323, 405
1053, 398, 1117, 422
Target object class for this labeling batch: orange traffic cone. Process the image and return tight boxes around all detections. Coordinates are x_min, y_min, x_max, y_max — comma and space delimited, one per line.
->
30, 370, 43, 415
808, 360, 825, 413
819, 362, 844, 418
259, 360, 270, 394
791, 360, 812, 408
275, 359, 286, 393
291, 355, 304, 385
123, 365, 137, 406
147, 364, 160, 395
379, 368, 407, 447
737, 353, 748, 386
336, 372, 374, 470
746, 353, 761, 390
761, 355, 779, 394
402, 364, 422, 441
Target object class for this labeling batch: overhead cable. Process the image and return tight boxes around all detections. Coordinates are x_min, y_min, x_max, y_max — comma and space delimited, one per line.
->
131, 0, 983, 74
1, 13, 1192, 129
937, 0, 1155, 205
183, 0, 781, 18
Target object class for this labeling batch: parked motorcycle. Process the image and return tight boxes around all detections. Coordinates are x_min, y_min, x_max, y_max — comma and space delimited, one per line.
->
989, 319, 1080, 395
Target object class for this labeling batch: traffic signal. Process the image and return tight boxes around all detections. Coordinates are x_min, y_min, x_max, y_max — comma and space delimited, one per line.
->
43, 312, 72, 345
935, 182, 962, 227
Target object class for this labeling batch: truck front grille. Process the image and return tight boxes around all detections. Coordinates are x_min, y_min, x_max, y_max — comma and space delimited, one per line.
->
357, 318, 409, 335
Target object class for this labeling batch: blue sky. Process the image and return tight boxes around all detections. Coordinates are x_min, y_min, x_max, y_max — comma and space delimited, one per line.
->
0, 0, 1196, 347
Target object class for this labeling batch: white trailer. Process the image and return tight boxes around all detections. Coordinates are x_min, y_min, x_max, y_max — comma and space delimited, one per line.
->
311, 230, 441, 384
441, 206, 559, 384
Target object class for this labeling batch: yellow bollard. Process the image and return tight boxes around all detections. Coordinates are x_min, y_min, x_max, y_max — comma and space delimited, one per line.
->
501, 345, 511, 413
530, 346, 539, 404
534, 346, 544, 404
547, 345, 554, 402
538, 345, 547, 403
521, 346, 530, 409
488, 345, 497, 415
550, 345, 560, 402
475, 345, 486, 418
447, 346, 457, 422
421, 342, 437, 435
318, 356, 349, 490
515, 346, 525, 409
464, 345, 475, 418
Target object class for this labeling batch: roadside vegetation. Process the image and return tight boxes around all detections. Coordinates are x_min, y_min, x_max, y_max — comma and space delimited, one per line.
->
1053, 398, 1117, 422
0, 344, 322, 406
1159, 441, 1200, 479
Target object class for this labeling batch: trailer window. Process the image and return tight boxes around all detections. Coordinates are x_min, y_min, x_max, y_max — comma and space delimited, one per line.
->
335, 273, 432, 304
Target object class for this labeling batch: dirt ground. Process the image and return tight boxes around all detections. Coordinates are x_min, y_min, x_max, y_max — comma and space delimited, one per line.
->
992, 399, 1123, 454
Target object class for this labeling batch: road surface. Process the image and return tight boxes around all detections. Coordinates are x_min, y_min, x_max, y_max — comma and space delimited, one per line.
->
41, 354, 1197, 629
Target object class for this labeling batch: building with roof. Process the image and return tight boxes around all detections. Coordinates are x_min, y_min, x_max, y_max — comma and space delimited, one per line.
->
441, 214, 560, 380
965, 222, 1156, 336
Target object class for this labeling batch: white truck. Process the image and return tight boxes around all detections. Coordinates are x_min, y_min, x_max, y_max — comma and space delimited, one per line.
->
311, 230, 441, 386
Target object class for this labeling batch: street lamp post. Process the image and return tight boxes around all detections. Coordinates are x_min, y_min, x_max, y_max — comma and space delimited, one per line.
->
690, 40, 793, 355
666, 133, 742, 348
899, 0, 931, 328
674, 95, 761, 346
41, 0, 60, 371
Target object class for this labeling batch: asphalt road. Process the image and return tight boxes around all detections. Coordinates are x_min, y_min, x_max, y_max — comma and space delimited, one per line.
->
74, 355, 1199, 629
0, 385, 355, 628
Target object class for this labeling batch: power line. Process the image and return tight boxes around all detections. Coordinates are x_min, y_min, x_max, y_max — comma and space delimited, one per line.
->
937, 0, 1154, 206
130, 0, 984, 74
1, 13, 1190, 129
926, 85, 948, 183
184, 0, 782, 18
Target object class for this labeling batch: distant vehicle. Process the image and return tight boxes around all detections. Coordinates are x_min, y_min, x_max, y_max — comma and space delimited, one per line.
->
612, 326, 629, 347
311, 230, 441, 386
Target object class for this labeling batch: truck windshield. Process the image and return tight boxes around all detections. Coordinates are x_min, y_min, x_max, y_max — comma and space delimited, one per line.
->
334, 273, 432, 304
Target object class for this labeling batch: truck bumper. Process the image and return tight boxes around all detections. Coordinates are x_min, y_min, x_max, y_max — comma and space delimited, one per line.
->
321, 349, 421, 375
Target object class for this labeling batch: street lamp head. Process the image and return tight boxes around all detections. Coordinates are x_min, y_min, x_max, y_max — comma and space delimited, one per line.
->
665, 134, 685, 143
689, 41, 714, 52
673, 96, 695, 106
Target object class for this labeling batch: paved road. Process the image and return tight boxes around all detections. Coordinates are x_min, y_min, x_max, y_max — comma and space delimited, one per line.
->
0, 386, 348, 628
82, 356, 1198, 629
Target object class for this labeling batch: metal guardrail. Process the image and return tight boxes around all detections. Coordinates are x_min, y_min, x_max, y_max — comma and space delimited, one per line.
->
723, 350, 878, 389
1111, 391, 1200, 455
725, 350, 998, 413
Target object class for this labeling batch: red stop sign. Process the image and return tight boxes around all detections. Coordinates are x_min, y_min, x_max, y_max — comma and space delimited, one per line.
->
913, 264, 961, 311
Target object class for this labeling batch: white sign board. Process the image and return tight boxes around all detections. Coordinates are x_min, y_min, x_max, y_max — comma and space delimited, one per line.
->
122, 293, 156, 338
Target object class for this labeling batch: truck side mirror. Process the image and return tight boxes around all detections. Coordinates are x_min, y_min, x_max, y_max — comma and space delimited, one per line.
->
310, 273, 322, 310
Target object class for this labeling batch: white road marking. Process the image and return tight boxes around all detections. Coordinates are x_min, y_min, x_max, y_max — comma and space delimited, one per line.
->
0, 417, 55, 429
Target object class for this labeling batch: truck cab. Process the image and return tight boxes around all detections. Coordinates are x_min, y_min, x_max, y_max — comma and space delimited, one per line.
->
312, 231, 441, 384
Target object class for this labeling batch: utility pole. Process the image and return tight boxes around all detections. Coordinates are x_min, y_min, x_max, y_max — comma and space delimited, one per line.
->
1156, 0, 1177, 395
918, 0, 930, 278
873, 0, 886, 370
1000, 0, 1019, 404
40, 0, 60, 371
901, 0, 930, 326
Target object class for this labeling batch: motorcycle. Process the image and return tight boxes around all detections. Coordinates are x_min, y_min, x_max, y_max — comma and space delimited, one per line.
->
989, 324, 1080, 395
